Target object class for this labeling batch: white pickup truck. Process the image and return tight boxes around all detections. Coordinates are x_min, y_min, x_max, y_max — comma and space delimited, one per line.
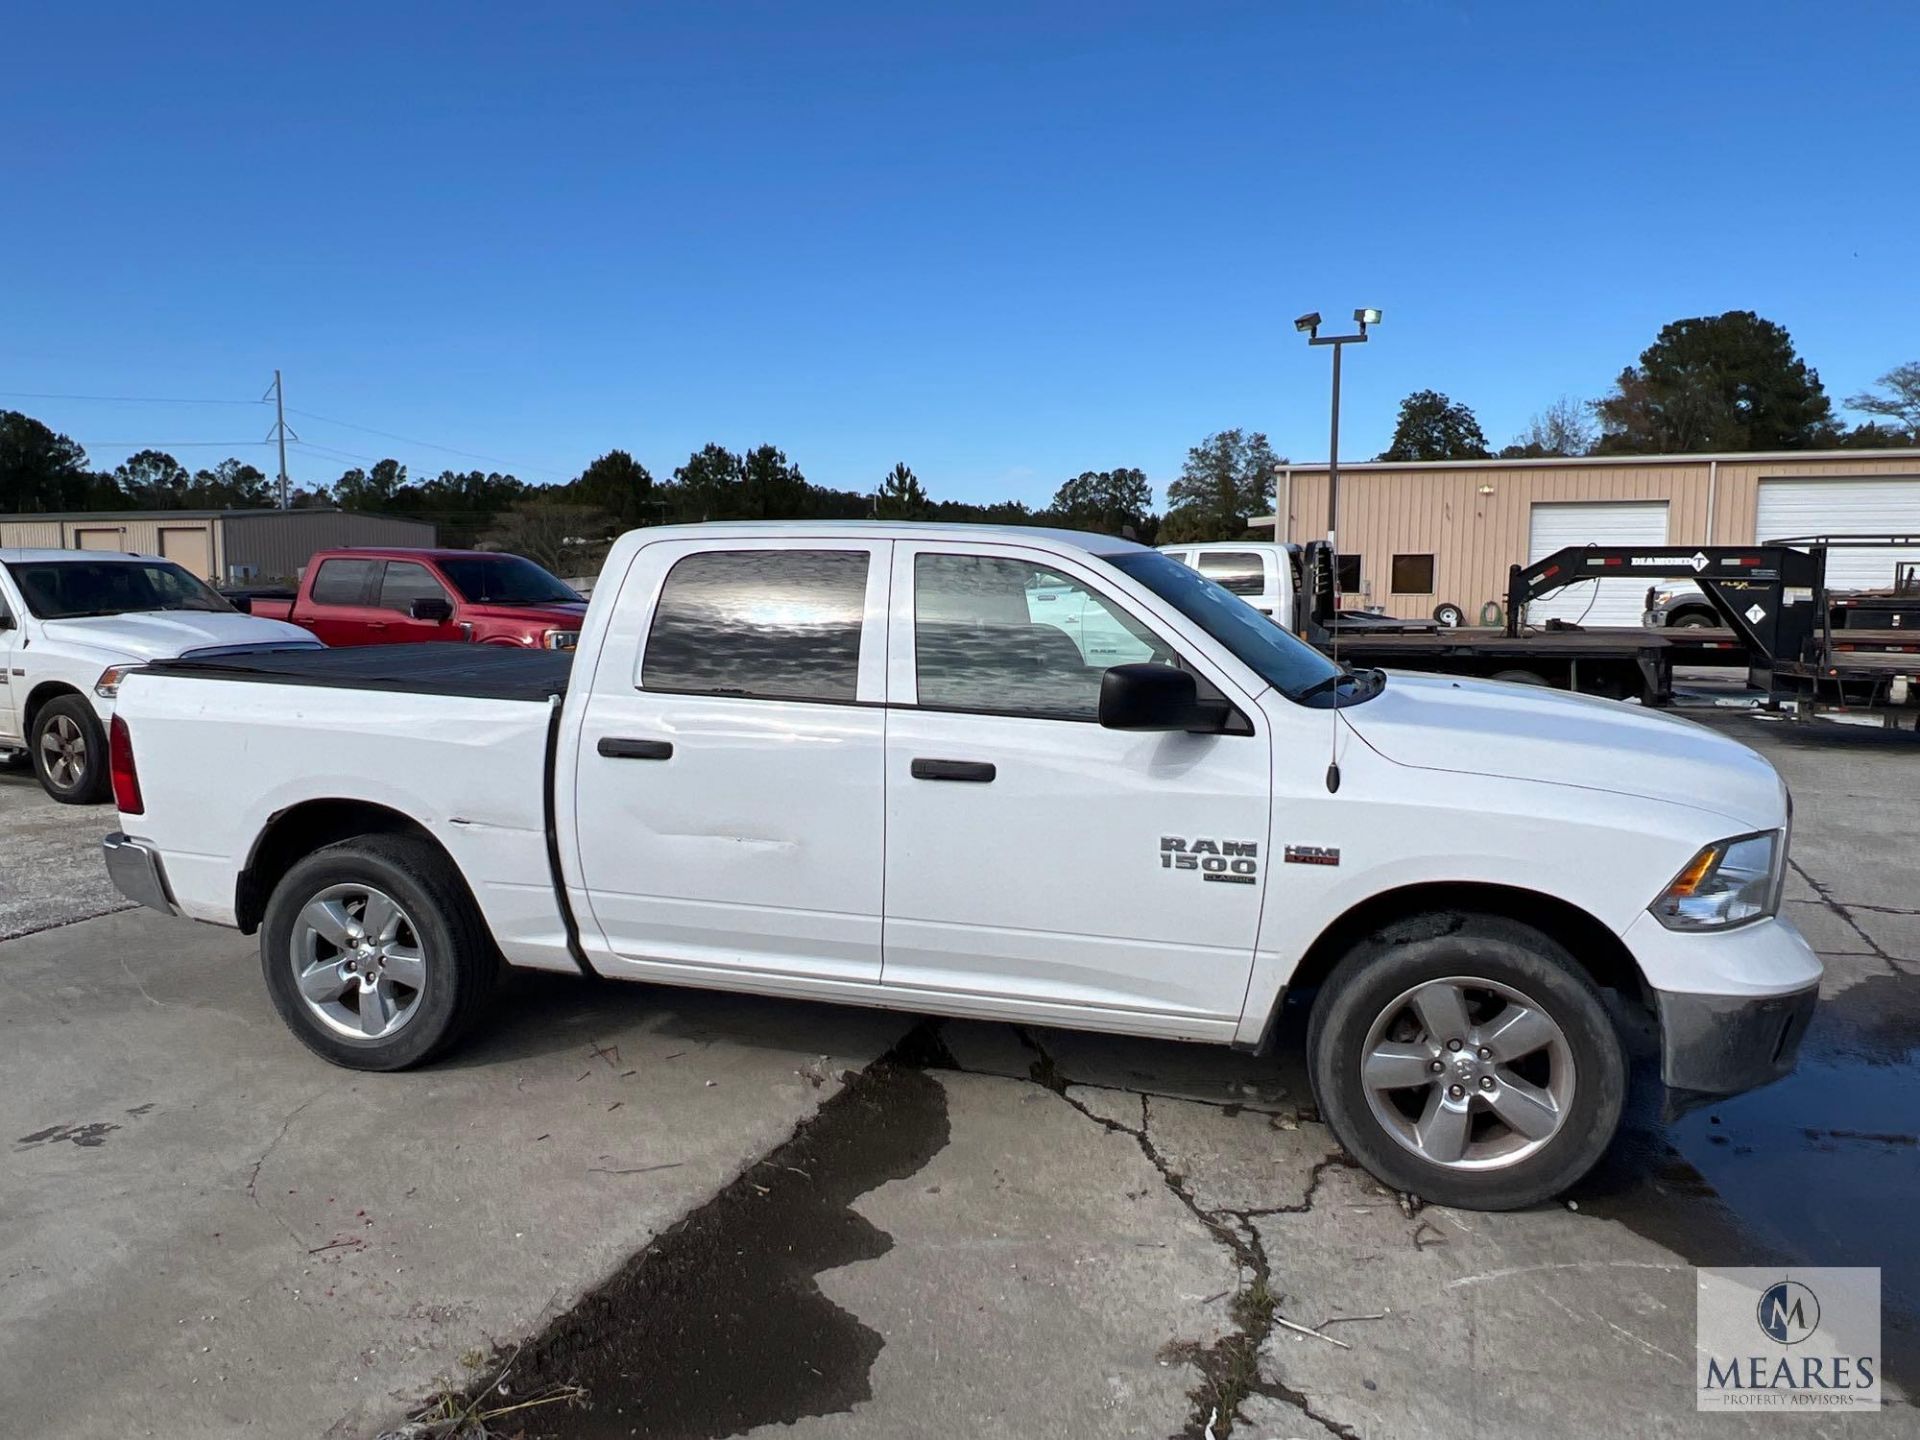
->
103, 523, 1820, 1209
0, 548, 319, 802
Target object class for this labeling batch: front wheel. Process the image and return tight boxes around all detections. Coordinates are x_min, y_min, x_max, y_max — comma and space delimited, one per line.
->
260, 835, 500, 1070
1307, 913, 1626, 1210
32, 695, 110, 804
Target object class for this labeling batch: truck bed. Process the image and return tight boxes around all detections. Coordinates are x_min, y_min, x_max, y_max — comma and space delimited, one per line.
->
146, 641, 571, 702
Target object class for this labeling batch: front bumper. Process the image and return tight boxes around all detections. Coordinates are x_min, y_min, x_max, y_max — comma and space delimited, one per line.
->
102, 832, 178, 916
1655, 984, 1818, 1094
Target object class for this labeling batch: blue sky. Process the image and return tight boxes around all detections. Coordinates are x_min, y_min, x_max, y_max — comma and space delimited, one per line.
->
3, 2, 1915, 508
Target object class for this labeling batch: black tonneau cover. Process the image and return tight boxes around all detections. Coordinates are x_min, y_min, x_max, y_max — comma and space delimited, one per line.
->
146, 642, 571, 703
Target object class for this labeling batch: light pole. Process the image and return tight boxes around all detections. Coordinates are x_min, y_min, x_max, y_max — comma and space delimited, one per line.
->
1296, 308, 1381, 594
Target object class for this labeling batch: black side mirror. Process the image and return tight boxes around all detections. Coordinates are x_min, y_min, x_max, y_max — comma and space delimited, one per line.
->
1098, 663, 1223, 733
410, 596, 454, 623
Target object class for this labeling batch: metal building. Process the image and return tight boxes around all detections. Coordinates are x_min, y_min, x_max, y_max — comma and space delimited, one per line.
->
1259, 448, 1920, 625
0, 509, 437, 584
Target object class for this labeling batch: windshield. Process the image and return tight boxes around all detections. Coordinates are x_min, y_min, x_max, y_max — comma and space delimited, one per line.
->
8, 559, 235, 619
1110, 550, 1377, 707
437, 555, 583, 606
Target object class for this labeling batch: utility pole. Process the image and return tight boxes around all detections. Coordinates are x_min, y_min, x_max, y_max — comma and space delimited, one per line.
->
264, 370, 298, 509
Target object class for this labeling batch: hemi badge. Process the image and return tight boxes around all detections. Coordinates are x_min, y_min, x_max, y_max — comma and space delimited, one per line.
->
1284, 845, 1341, 866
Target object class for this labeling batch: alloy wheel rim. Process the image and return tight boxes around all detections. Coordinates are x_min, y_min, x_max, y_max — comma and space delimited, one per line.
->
39, 715, 86, 789
289, 883, 427, 1041
1359, 975, 1576, 1172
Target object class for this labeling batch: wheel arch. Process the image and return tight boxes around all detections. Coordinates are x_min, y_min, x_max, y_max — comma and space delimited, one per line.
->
1272, 881, 1652, 1031
236, 798, 466, 935
24, 680, 89, 733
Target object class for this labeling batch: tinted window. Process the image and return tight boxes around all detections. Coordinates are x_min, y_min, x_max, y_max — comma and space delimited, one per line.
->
1195, 550, 1266, 597
643, 549, 868, 702
1391, 553, 1435, 594
915, 554, 1175, 721
1335, 554, 1362, 594
310, 558, 377, 606
439, 555, 581, 605
8, 560, 232, 618
378, 561, 449, 611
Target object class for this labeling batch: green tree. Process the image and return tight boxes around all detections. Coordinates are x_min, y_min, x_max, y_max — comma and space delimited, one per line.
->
1046, 467, 1153, 537
186, 458, 272, 508
1379, 390, 1491, 461
332, 458, 408, 511
1164, 429, 1277, 539
672, 443, 747, 520
1594, 311, 1834, 454
480, 500, 616, 576
113, 449, 191, 508
741, 444, 810, 518
1844, 362, 1920, 443
0, 411, 96, 512
568, 449, 655, 527
1497, 397, 1595, 459
873, 461, 931, 520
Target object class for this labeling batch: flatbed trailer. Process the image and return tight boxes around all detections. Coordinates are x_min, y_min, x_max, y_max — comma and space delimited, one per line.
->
1320, 624, 1719, 703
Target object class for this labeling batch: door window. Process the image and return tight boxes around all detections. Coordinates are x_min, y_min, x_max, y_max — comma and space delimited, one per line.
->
642, 549, 869, 703
914, 553, 1174, 721
309, 558, 378, 606
1195, 550, 1266, 597
377, 561, 450, 612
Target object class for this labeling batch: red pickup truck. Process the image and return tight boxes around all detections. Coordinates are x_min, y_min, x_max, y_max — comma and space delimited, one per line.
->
240, 549, 587, 650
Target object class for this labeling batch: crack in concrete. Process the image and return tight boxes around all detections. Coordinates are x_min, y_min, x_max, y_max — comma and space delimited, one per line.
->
245, 1092, 326, 1246
1789, 859, 1896, 967
1001, 1026, 1361, 1440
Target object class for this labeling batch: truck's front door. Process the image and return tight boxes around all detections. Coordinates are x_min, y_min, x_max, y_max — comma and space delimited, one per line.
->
0, 574, 21, 746
571, 538, 891, 984
881, 542, 1271, 1029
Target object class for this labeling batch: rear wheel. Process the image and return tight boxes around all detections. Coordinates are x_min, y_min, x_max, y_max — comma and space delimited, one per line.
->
260, 834, 500, 1070
1307, 912, 1626, 1210
31, 695, 109, 804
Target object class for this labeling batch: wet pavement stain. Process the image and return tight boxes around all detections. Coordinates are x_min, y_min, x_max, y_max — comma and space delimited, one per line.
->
1578, 971, 1920, 1394
14, 1121, 121, 1149
471, 1029, 951, 1439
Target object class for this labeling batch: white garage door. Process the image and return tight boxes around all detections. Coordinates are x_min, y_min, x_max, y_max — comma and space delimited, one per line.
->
1755, 477, 1920, 592
1527, 501, 1669, 626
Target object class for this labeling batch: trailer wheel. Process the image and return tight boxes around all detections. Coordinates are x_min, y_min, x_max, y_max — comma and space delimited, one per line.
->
1491, 669, 1549, 687
1307, 912, 1626, 1210
260, 834, 500, 1071
1432, 603, 1465, 627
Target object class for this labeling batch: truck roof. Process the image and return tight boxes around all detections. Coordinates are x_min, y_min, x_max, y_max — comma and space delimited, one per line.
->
613, 521, 1149, 555
0, 547, 168, 565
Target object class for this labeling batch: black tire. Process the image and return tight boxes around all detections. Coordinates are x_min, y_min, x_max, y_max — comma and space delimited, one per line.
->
31, 694, 110, 804
260, 834, 500, 1071
1490, 669, 1549, 687
1306, 912, 1627, 1211
1673, 612, 1715, 629
1432, 603, 1465, 628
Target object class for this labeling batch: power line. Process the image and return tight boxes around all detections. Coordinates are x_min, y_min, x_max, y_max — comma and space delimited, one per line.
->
285, 406, 563, 478
0, 390, 265, 405
82, 440, 272, 448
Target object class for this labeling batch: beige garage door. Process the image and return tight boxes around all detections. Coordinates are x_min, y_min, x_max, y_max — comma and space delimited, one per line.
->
73, 527, 126, 552
158, 526, 215, 580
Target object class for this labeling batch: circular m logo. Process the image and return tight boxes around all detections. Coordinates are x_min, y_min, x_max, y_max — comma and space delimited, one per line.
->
1757, 1280, 1820, 1345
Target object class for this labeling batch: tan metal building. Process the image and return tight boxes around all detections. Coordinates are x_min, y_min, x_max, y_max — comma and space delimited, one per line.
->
1258, 449, 1920, 625
0, 509, 437, 584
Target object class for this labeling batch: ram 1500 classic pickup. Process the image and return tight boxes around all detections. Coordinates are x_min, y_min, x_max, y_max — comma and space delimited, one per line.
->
237, 547, 587, 650
102, 523, 1820, 1209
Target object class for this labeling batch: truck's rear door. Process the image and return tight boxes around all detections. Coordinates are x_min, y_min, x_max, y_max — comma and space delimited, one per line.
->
569, 538, 891, 984
296, 555, 386, 645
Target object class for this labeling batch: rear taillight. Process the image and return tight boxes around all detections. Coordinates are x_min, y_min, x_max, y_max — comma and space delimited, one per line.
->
110, 713, 144, 815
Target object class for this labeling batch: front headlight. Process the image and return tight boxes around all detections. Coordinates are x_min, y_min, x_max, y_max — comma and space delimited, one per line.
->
95, 663, 144, 699
1649, 831, 1782, 930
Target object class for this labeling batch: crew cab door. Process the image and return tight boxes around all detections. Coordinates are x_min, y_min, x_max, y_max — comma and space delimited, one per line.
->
0, 572, 21, 745
371, 559, 460, 644
296, 557, 384, 645
571, 538, 891, 983
881, 541, 1271, 1027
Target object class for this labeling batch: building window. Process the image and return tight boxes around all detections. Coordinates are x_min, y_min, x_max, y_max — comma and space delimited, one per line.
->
1390, 553, 1435, 594
642, 549, 868, 703
1335, 555, 1362, 594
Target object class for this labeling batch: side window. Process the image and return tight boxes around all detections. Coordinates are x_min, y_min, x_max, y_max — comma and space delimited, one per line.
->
643, 549, 868, 703
915, 553, 1175, 721
378, 561, 449, 612
1195, 550, 1266, 597
1335, 555, 1362, 594
309, 558, 377, 606
1390, 553, 1435, 594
